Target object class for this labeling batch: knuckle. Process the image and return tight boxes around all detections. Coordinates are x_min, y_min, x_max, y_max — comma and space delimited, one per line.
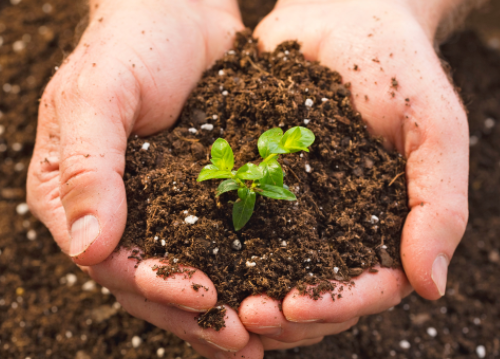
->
26, 162, 60, 218
446, 205, 469, 242
59, 155, 99, 202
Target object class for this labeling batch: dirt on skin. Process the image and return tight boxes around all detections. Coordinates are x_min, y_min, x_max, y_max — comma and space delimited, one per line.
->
0, 0, 499, 357
121, 31, 408, 322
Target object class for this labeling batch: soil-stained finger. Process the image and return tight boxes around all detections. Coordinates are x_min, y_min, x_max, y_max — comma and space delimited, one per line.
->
240, 294, 358, 343
281, 267, 412, 323
260, 336, 324, 351
113, 290, 250, 353
87, 248, 217, 311
190, 334, 264, 359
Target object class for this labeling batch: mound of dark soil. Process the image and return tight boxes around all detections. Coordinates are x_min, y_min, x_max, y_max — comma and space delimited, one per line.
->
121, 31, 408, 315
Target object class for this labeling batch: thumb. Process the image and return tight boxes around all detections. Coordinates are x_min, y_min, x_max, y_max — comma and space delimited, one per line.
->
27, 56, 140, 266
57, 61, 140, 266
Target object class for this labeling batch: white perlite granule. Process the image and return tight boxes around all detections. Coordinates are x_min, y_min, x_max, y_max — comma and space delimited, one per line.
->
304, 98, 314, 107
101, 287, 111, 295
157, 347, 166, 357
305, 164, 312, 173
333, 267, 339, 274
82, 280, 96, 291
131, 336, 142, 348
141, 142, 150, 150
232, 239, 242, 251
245, 261, 256, 267
303, 119, 310, 125
201, 123, 214, 131
188, 128, 197, 134
426, 327, 437, 337
370, 215, 379, 224
484, 118, 495, 129
16, 203, 29, 215
26, 229, 36, 241
476, 345, 486, 358
184, 215, 199, 224
399, 340, 411, 349
65, 273, 77, 287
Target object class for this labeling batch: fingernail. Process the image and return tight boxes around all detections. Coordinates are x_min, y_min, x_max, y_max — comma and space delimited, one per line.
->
70, 215, 100, 257
286, 318, 323, 323
170, 303, 207, 313
247, 325, 282, 336
200, 338, 234, 352
431, 254, 449, 297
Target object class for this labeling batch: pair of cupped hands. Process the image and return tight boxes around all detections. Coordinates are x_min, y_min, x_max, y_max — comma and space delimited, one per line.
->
27, 0, 468, 358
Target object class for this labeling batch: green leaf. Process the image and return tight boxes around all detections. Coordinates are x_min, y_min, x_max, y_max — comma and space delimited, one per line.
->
258, 128, 286, 158
259, 159, 283, 187
197, 165, 233, 182
210, 138, 234, 171
215, 179, 240, 196
235, 163, 264, 180
280, 126, 315, 153
233, 188, 256, 231
257, 184, 297, 201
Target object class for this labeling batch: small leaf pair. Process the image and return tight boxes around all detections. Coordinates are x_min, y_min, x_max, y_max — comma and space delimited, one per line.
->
197, 126, 315, 231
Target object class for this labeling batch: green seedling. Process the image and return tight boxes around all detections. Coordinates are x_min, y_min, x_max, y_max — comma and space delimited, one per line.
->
197, 126, 315, 231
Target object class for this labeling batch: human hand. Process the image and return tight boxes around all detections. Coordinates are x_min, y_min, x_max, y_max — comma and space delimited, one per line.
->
240, 0, 468, 347
27, 0, 265, 357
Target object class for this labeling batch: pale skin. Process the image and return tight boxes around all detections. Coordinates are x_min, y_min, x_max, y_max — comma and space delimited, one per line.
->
27, 0, 470, 358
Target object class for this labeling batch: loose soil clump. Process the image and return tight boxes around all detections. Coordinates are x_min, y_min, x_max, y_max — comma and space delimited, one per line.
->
121, 31, 408, 321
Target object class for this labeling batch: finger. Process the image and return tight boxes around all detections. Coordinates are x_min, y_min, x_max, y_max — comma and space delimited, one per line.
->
240, 294, 358, 343
190, 334, 264, 359
400, 90, 468, 299
261, 336, 324, 351
281, 267, 412, 323
87, 248, 217, 312
27, 89, 69, 246
115, 290, 251, 355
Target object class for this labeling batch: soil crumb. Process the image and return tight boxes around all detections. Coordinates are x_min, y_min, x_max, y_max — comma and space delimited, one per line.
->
197, 306, 227, 331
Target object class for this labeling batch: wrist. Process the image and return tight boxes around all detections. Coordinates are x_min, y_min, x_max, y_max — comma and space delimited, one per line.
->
404, 0, 466, 40
88, 0, 241, 21
274, 0, 468, 41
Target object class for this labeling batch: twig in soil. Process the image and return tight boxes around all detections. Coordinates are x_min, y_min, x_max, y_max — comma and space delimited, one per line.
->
173, 129, 199, 142
284, 166, 301, 182
388, 172, 405, 186
247, 57, 269, 76
287, 76, 296, 90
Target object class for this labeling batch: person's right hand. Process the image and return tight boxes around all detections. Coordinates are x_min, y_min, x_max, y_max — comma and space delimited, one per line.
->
240, 0, 469, 349
27, 1, 264, 358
